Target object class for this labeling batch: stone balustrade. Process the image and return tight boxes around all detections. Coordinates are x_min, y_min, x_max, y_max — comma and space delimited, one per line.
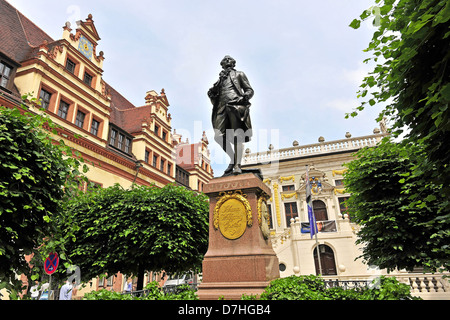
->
321, 273, 450, 299
243, 133, 387, 165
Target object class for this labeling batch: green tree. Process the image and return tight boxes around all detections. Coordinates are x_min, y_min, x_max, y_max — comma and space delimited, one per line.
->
0, 102, 86, 297
343, 139, 449, 272
60, 183, 209, 291
349, 1, 450, 212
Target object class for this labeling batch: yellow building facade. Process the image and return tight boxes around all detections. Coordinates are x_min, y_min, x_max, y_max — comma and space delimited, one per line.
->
242, 129, 450, 300
13, 15, 176, 190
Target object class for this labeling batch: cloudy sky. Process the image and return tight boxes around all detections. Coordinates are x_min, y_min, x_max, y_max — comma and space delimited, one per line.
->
9, 0, 382, 175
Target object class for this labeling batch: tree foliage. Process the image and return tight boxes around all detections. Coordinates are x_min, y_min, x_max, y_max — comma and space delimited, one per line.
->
344, 139, 449, 272
0, 102, 85, 295
59, 183, 209, 290
346, 0, 450, 274
348, 0, 450, 205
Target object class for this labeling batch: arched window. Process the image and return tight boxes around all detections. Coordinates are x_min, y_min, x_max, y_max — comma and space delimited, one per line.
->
312, 200, 328, 221
313, 244, 337, 275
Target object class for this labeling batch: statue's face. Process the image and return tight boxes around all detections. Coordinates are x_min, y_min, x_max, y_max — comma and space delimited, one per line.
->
221, 56, 236, 69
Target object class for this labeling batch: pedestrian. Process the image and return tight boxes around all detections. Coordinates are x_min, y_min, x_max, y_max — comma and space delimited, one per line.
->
124, 278, 132, 293
39, 282, 49, 300
59, 279, 75, 300
30, 281, 40, 300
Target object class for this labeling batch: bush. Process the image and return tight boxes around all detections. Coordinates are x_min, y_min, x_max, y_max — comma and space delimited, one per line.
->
361, 276, 419, 300
258, 275, 329, 300
245, 275, 420, 300
82, 281, 198, 300
83, 289, 135, 300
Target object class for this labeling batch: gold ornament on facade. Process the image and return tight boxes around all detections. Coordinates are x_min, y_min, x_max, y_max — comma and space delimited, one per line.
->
281, 192, 298, 200
272, 183, 281, 227
334, 188, 347, 195
213, 191, 252, 240
332, 169, 348, 176
279, 175, 295, 183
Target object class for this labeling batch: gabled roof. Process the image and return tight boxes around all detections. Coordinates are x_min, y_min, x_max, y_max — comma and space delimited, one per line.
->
0, 0, 53, 64
107, 82, 136, 111
77, 14, 101, 42
107, 82, 148, 134
111, 105, 154, 134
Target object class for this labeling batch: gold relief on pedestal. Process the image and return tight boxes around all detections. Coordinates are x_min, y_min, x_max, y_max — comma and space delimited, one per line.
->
257, 196, 270, 240
214, 191, 252, 240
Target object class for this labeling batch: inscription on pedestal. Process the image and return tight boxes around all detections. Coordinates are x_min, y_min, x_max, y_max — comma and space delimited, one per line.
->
218, 198, 247, 239
214, 191, 252, 240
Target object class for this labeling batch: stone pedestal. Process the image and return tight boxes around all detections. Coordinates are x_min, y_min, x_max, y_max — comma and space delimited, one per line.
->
197, 173, 280, 300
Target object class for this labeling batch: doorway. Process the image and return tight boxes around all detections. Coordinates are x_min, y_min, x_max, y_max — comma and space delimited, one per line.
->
313, 244, 337, 275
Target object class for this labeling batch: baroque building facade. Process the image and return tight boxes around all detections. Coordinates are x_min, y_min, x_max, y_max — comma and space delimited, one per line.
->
0, 0, 213, 298
242, 129, 450, 299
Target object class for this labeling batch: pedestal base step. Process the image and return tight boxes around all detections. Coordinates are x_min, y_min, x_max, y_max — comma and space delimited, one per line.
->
197, 281, 269, 300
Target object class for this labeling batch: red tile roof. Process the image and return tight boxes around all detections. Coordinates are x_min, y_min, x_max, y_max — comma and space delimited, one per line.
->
0, 0, 53, 63
112, 105, 153, 134
106, 83, 150, 133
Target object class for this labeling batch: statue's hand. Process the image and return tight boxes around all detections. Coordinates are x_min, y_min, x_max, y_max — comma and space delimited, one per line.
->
208, 88, 217, 98
239, 95, 250, 105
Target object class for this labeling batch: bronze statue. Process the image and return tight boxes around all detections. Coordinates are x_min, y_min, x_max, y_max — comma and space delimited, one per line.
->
208, 55, 254, 176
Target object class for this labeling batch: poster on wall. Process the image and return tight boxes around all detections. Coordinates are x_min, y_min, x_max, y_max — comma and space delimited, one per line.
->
301, 220, 337, 234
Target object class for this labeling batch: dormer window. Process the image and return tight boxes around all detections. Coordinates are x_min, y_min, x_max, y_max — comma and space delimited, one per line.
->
117, 134, 123, 149
110, 129, 117, 145
124, 138, 131, 153
0, 62, 12, 88
109, 125, 133, 155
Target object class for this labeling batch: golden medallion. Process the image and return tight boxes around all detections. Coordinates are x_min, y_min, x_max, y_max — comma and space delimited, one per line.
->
214, 191, 252, 240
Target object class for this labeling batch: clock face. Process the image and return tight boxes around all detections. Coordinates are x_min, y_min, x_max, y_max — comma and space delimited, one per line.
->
78, 35, 93, 59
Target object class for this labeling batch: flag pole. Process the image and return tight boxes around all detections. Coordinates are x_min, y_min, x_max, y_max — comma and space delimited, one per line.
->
314, 223, 323, 276
306, 165, 323, 276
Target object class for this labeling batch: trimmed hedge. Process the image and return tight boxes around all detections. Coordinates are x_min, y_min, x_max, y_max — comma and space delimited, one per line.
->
243, 275, 420, 300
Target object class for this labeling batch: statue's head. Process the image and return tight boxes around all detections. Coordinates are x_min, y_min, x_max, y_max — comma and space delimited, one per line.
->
220, 55, 236, 69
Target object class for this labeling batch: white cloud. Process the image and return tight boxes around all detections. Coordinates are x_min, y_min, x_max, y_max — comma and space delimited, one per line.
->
343, 61, 372, 88
325, 98, 359, 113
